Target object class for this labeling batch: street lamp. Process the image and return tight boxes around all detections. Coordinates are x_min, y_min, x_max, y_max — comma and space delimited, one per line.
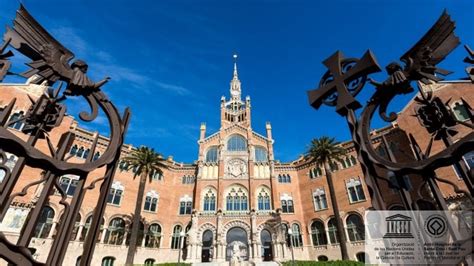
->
287, 228, 295, 266
177, 231, 186, 265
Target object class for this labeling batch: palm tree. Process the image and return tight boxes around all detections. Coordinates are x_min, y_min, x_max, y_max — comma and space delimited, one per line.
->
123, 146, 167, 266
305, 136, 350, 260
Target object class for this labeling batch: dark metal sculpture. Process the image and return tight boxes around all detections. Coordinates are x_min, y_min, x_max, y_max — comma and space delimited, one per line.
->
0, 5, 130, 266
307, 10, 472, 263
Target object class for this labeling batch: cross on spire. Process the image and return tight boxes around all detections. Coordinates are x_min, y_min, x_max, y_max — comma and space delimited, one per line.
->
230, 53, 241, 100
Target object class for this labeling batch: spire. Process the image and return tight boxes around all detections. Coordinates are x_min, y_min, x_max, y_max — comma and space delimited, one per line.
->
233, 54, 238, 78
230, 54, 241, 100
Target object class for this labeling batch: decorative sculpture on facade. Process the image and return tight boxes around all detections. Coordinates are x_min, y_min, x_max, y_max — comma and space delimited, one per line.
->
0, 5, 130, 266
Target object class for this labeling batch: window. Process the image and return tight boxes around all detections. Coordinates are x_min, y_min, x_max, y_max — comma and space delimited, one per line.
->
278, 174, 291, 183
105, 218, 125, 245
70, 214, 81, 240
225, 187, 248, 211
171, 225, 183, 249
290, 224, 303, 247
309, 167, 322, 179
329, 161, 339, 172
350, 156, 357, 166
8, 111, 25, 130
254, 146, 268, 162
452, 101, 470, 121
227, 135, 247, 151
179, 195, 192, 215
144, 191, 159, 212
346, 214, 365, 242
318, 255, 329, 261
126, 222, 144, 246
33, 206, 55, 238
205, 146, 218, 162
59, 175, 79, 196
281, 194, 294, 213
389, 175, 412, 192
463, 151, 474, 169
346, 178, 366, 203
311, 220, 327, 246
101, 257, 115, 266
182, 175, 195, 184
118, 160, 128, 172
144, 259, 155, 266
313, 188, 328, 211
81, 216, 104, 241
107, 182, 124, 206
327, 218, 339, 244
70, 145, 78, 156
151, 169, 163, 181
93, 152, 100, 161
203, 189, 216, 212
145, 223, 162, 248
76, 147, 85, 158
356, 252, 366, 263
257, 188, 271, 211
83, 149, 90, 159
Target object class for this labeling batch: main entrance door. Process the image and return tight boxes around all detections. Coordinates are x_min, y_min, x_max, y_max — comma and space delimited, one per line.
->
261, 229, 273, 261
226, 227, 249, 261
201, 230, 213, 262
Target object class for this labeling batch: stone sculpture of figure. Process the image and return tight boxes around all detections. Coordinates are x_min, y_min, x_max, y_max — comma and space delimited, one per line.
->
230, 242, 241, 266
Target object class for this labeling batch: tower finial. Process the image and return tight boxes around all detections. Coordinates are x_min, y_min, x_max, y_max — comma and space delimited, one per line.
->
233, 54, 238, 78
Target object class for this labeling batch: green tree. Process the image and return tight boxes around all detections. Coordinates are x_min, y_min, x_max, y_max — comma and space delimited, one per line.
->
124, 146, 167, 266
306, 136, 349, 260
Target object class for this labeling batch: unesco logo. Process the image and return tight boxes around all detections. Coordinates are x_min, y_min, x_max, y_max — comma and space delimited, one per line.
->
424, 214, 447, 238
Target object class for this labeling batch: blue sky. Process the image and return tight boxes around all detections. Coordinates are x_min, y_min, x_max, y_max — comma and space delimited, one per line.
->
0, 0, 472, 163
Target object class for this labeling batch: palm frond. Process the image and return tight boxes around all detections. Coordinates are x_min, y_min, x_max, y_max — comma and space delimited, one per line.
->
305, 136, 347, 165
122, 146, 167, 182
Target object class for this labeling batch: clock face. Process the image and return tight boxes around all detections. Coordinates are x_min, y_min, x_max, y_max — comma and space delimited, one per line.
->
231, 89, 239, 96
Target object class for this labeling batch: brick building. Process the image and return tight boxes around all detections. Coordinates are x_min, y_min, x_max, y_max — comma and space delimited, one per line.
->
0, 60, 472, 266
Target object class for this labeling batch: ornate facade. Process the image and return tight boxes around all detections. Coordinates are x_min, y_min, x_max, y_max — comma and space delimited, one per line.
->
0, 59, 471, 266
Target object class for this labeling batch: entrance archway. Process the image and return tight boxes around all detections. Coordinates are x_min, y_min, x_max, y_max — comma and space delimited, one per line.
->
260, 229, 273, 261
226, 227, 249, 261
201, 230, 213, 262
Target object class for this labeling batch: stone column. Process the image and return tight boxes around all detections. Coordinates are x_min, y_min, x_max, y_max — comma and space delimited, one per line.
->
75, 224, 84, 241
100, 227, 108, 243
47, 221, 58, 239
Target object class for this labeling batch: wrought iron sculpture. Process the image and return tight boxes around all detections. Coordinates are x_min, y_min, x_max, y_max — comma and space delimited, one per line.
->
0, 5, 130, 266
307, 10, 472, 263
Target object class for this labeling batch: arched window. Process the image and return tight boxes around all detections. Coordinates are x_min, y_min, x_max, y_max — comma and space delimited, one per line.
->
76, 256, 82, 266
291, 224, 303, 247
346, 214, 365, 242
179, 195, 193, 215
356, 252, 366, 263
282, 223, 291, 247
313, 188, 328, 211
70, 214, 82, 240
81, 215, 104, 241
8, 111, 25, 130
145, 223, 162, 248
346, 157, 352, 167
144, 191, 159, 212
33, 206, 55, 238
350, 156, 357, 166
101, 257, 115, 266
452, 101, 470, 121
225, 187, 248, 211
257, 188, 271, 210
126, 222, 144, 246
151, 169, 163, 181
330, 161, 339, 171
328, 217, 339, 244
310, 167, 322, 179
346, 178, 366, 203
311, 220, 327, 246
118, 160, 128, 172
70, 145, 78, 156
83, 149, 90, 159
59, 175, 79, 196
107, 181, 124, 206
281, 194, 294, 213
254, 146, 268, 162
105, 218, 126, 245
227, 135, 247, 151
203, 189, 216, 212
76, 147, 85, 158
205, 147, 218, 162
171, 225, 183, 249
278, 174, 291, 183
93, 152, 100, 161
182, 175, 195, 184
144, 258, 155, 266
